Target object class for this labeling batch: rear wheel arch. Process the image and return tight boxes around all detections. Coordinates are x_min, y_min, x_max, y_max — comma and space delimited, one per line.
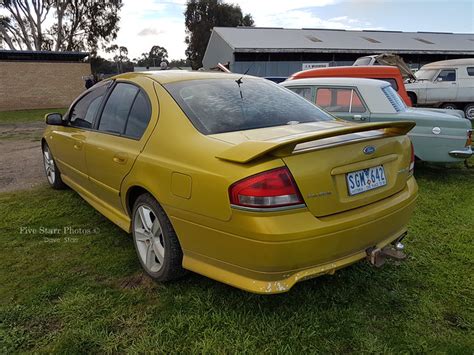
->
126, 185, 151, 217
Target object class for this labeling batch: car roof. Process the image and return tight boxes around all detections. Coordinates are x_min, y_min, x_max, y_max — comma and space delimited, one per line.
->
281, 77, 389, 88
109, 70, 252, 84
421, 58, 474, 68
290, 65, 401, 79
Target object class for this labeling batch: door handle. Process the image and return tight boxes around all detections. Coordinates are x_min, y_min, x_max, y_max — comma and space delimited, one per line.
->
353, 114, 366, 121
73, 142, 83, 150
113, 152, 128, 164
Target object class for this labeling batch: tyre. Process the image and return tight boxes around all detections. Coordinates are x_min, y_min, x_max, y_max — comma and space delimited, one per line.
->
464, 103, 474, 120
132, 193, 186, 281
441, 103, 458, 110
42, 143, 67, 189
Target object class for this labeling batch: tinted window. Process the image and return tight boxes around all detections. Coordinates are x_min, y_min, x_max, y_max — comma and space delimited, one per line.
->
70, 85, 107, 128
467, 67, 474, 76
165, 78, 333, 134
124, 91, 151, 139
288, 87, 312, 102
436, 69, 456, 82
315, 88, 366, 113
99, 83, 139, 134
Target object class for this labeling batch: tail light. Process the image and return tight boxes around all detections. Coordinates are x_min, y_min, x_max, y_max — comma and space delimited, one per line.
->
409, 141, 415, 176
466, 129, 472, 147
229, 167, 304, 209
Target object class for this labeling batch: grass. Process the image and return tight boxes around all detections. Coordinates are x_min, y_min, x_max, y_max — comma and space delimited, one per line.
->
0, 108, 67, 124
0, 164, 473, 353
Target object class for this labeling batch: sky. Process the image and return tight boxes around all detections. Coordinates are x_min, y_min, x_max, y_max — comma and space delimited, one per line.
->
115, 0, 474, 61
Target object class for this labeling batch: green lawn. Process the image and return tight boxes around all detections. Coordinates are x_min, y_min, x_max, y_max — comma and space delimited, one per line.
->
0, 108, 67, 124
0, 164, 473, 353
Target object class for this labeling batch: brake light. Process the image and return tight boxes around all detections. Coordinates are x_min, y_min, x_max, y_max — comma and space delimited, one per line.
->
229, 167, 304, 209
409, 141, 415, 175
466, 129, 472, 147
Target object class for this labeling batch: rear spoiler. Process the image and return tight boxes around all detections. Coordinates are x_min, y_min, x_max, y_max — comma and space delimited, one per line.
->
216, 121, 415, 163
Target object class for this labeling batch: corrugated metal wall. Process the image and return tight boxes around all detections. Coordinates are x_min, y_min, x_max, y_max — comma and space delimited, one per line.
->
232, 61, 354, 77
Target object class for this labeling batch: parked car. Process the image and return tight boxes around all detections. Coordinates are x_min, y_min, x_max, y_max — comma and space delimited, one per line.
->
281, 77, 472, 163
42, 71, 418, 294
287, 65, 466, 119
405, 59, 474, 119
288, 65, 413, 106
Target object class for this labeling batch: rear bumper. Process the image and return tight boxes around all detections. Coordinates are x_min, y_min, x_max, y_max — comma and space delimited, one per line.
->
449, 146, 473, 159
171, 177, 418, 294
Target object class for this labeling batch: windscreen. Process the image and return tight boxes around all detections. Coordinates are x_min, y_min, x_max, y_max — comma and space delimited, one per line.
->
165, 78, 334, 134
414, 69, 437, 81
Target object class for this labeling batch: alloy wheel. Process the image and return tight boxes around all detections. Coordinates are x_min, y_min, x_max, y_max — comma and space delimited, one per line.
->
43, 146, 56, 185
133, 205, 165, 273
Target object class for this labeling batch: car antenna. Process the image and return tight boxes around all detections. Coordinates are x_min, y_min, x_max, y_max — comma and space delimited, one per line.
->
235, 62, 255, 99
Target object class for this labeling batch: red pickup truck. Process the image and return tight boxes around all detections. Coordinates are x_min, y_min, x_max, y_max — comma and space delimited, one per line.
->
288, 66, 413, 106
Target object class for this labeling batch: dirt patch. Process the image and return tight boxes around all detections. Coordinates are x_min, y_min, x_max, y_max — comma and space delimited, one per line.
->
0, 122, 47, 193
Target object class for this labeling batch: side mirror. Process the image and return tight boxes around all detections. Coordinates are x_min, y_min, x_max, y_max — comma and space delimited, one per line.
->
45, 113, 63, 125
436, 77, 443, 82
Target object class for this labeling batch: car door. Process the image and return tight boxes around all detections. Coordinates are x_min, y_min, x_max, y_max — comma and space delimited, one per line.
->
429, 69, 458, 102
85, 81, 154, 213
49, 83, 108, 189
314, 87, 370, 122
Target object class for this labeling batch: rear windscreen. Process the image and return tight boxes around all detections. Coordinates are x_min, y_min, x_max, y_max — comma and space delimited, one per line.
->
164, 78, 334, 134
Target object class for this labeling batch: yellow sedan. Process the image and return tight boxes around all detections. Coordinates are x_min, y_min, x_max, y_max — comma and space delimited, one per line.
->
42, 71, 418, 294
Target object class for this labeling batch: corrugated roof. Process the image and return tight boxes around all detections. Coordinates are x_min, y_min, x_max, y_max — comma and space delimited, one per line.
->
212, 27, 474, 54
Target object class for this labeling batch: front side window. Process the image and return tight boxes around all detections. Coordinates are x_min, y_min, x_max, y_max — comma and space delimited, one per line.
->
69, 85, 107, 128
315, 88, 366, 113
165, 78, 333, 134
99, 83, 139, 135
436, 69, 456, 82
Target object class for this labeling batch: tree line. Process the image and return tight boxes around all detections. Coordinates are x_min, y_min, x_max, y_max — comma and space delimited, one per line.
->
0, 0, 254, 72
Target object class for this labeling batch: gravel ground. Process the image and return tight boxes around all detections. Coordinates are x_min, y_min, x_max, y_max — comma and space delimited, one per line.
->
0, 122, 47, 193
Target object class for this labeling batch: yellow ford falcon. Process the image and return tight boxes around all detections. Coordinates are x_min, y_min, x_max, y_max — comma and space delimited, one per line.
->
42, 71, 418, 294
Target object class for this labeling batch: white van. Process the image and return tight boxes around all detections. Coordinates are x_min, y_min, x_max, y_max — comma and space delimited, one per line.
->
405, 59, 474, 119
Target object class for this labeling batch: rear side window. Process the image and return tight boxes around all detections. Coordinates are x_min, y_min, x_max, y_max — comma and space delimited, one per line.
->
124, 91, 151, 139
99, 83, 139, 135
315, 88, 366, 113
467, 67, 474, 76
69, 85, 107, 129
436, 69, 456, 82
165, 78, 333, 134
382, 85, 406, 112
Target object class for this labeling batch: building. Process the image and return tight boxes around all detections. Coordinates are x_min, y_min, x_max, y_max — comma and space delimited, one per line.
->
0, 50, 90, 111
203, 27, 474, 77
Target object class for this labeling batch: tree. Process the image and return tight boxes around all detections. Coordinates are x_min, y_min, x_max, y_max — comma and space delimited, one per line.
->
136, 45, 169, 68
106, 44, 130, 73
0, 0, 123, 54
184, 0, 254, 69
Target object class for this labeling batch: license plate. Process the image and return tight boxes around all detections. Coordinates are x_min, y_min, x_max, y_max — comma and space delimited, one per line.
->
346, 165, 387, 196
